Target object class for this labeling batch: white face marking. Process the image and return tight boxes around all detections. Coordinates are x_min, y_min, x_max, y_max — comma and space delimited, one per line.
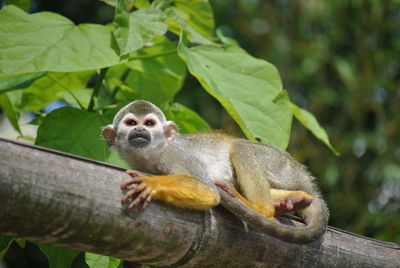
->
118, 112, 163, 134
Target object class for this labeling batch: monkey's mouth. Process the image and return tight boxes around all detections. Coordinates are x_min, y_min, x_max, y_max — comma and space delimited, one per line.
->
128, 132, 151, 148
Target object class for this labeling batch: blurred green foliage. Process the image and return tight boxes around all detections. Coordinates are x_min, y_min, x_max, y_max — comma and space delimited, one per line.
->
1, 1, 399, 267
211, 0, 400, 243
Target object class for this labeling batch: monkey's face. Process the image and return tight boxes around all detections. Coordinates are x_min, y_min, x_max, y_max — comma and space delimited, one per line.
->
103, 102, 178, 159
118, 113, 163, 149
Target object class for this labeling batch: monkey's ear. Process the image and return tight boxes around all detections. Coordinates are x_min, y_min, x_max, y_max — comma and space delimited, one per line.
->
164, 121, 178, 140
102, 125, 116, 147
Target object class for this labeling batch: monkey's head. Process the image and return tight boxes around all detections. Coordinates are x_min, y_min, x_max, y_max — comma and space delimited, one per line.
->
102, 100, 178, 154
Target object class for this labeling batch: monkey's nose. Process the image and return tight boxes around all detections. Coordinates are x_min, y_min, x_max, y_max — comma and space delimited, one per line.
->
135, 127, 145, 132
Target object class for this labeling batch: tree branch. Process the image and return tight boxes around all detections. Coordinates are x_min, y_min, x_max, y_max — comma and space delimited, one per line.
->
0, 138, 398, 267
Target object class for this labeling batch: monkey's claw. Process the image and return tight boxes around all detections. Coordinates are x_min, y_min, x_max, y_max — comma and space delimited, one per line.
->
125, 170, 141, 178
121, 174, 153, 213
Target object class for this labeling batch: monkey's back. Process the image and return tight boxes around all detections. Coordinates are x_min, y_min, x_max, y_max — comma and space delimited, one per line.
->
177, 132, 236, 186
179, 131, 317, 193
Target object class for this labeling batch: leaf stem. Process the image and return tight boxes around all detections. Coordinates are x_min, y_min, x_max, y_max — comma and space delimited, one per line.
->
111, 68, 131, 100
46, 74, 85, 110
128, 49, 176, 61
87, 67, 108, 112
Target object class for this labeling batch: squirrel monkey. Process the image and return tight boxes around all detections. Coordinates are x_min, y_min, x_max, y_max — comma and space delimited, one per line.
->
103, 100, 329, 243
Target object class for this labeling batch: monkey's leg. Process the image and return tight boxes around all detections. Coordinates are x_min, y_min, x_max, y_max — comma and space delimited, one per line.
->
270, 189, 313, 216
216, 183, 312, 217
121, 171, 219, 212
215, 183, 274, 219
230, 144, 276, 218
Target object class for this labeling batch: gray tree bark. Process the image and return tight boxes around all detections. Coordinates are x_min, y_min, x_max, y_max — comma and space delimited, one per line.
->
0, 138, 398, 267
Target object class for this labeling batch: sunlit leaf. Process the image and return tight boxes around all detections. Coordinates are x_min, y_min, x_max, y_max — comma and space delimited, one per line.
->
290, 103, 339, 155
85, 252, 122, 268
0, 5, 121, 77
108, 38, 186, 106
152, 0, 214, 44
178, 33, 292, 149
134, 0, 150, 9
163, 102, 211, 133
35, 107, 113, 161
113, 0, 167, 56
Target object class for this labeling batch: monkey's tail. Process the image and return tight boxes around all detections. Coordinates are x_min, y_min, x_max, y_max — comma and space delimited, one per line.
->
219, 189, 329, 244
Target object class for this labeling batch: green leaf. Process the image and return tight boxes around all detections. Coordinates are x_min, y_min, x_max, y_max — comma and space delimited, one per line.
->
0, 235, 13, 260
0, 72, 47, 93
14, 71, 94, 112
0, 93, 22, 134
178, 33, 292, 149
152, 0, 215, 44
111, 39, 185, 106
113, 1, 167, 56
163, 103, 210, 133
85, 252, 122, 268
38, 243, 79, 268
57, 89, 93, 108
134, 0, 150, 9
0, 5, 121, 77
216, 28, 240, 47
290, 103, 339, 155
14, 238, 26, 248
100, 0, 139, 8
35, 107, 112, 161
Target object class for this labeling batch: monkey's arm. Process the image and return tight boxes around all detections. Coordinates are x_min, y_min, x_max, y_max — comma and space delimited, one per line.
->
121, 170, 219, 211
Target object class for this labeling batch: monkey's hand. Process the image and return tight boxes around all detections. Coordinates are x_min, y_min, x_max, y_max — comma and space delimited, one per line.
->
121, 170, 220, 212
121, 170, 153, 212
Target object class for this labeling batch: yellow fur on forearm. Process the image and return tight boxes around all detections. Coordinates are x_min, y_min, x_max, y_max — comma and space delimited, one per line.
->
143, 175, 219, 210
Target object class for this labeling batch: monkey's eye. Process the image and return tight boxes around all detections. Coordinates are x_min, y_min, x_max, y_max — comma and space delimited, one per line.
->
125, 119, 137, 126
144, 120, 156, 127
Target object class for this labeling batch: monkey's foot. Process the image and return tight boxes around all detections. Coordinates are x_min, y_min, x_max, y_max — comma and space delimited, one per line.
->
120, 170, 153, 213
273, 195, 312, 217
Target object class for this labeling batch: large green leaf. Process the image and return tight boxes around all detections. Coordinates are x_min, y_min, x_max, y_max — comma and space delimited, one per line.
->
35, 107, 112, 161
0, 5, 121, 77
0, 72, 47, 92
163, 102, 210, 133
152, 0, 214, 44
85, 252, 122, 268
178, 34, 292, 149
38, 243, 79, 268
108, 38, 186, 106
113, 0, 167, 56
290, 103, 339, 155
14, 71, 94, 111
